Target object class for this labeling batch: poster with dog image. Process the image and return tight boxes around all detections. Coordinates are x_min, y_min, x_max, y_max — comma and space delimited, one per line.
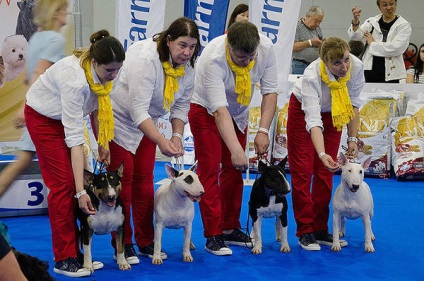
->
0, 0, 75, 149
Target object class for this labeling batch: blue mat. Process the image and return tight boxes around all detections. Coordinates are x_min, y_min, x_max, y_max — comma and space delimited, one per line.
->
2, 161, 424, 281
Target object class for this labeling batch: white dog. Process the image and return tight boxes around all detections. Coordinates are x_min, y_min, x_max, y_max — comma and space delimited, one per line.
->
152, 163, 204, 264
332, 153, 375, 253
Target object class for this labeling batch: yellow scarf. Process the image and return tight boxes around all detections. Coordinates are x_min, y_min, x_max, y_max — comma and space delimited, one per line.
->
319, 60, 354, 131
162, 61, 185, 111
83, 60, 114, 150
226, 44, 255, 106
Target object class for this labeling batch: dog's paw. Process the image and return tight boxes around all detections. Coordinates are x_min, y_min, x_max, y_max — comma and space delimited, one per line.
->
280, 244, 290, 253
183, 254, 193, 262
152, 258, 163, 265
119, 262, 131, 270
331, 244, 342, 252
365, 243, 375, 253
252, 246, 262, 254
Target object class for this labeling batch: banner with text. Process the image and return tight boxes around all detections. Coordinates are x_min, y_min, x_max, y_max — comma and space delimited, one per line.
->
184, 0, 230, 53
115, 0, 166, 50
249, 0, 301, 97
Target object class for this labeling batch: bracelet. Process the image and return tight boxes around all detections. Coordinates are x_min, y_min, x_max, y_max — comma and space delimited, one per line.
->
258, 127, 269, 135
347, 136, 358, 144
74, 190, 87, 199
308, 39, 312, 47
172, 133, 183, 139
351, 20, 360, 26
318, 152, 326, 159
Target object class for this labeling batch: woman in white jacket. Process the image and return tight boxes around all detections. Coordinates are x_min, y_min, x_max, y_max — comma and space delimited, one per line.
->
348, 1, 411, 83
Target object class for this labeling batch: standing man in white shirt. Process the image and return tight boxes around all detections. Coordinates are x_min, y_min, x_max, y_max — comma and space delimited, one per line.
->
189, 21, 278, 256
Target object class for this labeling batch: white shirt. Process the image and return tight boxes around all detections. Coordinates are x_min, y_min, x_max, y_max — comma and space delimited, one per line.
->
190, 33, 279, 132
348, 14, 411, 81
111, 38, 195, 154
292, 55, 365, 132
26, 55, 99, 148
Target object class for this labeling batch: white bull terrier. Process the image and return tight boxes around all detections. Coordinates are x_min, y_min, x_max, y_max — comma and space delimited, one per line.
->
152, 163, 204, 264
332, 153, 375, 253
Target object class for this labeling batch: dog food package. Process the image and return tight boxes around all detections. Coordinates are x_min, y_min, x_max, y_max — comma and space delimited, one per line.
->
271, 102, 289, 168
391, 115, 424, 180
353, 93, 398, 178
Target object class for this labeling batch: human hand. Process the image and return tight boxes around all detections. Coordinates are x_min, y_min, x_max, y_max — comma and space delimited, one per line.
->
254, 132, 270, 156
364, 32, 374, 44
231, 149, 248, 172
345, 142, 358, 159
321, 154, 340, 173
352, 5, 362, 22
170, 135, 185, 157
97, 146, 110, 166
78, 194, 96, 215
13, 107, 25, 128
158, 138, 181, 157
311, 37, 323, 48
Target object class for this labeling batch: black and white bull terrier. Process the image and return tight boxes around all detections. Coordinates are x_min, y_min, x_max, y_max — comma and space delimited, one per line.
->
76, 162, 130, 272
152, 163, 204, 264
248, 158, 291, 254
332, 153, 375, 253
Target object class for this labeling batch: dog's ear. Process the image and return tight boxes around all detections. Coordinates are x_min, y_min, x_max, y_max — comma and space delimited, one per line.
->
116, 161, 124, 178
83, 169, 95, 186
337, 152, 347, 166
257, 160, 268, 173
278, 156, 288, 168
362, 156, 372, 170
165, 164, 179, 179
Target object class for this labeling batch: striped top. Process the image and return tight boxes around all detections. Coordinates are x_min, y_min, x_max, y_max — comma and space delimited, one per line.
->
407, 67, 424, 84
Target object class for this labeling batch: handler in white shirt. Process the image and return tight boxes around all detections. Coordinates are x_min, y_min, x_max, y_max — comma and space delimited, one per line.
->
107, 17, 200, 263
189, 21, 278, 256
25, 30, 124, 278
287, 37, 365, 251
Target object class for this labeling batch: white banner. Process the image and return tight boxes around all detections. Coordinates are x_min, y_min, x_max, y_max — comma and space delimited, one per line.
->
249, 0, 301, 98
115, 0, 166, 50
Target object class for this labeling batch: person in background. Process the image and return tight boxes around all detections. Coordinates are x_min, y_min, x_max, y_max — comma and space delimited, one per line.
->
227, 3, 249, 30
106, 17, 200, 263
287, 37, 365, 251
0, 0, 68, 198
0, 233, 27, 281
292, 6, 324, 75
24, 30, 125, 278
406, 43, 424, 84
348, 39, 365, 58
348, 1, 411, 83
189, 21, 278, 256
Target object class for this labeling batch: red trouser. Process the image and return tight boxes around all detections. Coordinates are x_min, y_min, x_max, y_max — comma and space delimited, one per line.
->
108, 136, 156, 248
24, 105, 79, 262
188, 103, 245, 237
286, 94, 342, 237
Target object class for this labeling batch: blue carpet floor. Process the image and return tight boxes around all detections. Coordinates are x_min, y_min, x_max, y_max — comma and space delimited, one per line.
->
2, 161, 424, 281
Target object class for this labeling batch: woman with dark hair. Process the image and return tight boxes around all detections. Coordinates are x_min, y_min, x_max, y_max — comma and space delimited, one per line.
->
227, 4, 249, 30
106, 17, 200, 263
24, 29, 125, 278
406, 43, 424, 84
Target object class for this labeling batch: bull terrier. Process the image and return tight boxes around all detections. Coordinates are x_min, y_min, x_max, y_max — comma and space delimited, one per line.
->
152, 163, 204, 264
332, 153, 375, 253
249, 158, 291, 254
